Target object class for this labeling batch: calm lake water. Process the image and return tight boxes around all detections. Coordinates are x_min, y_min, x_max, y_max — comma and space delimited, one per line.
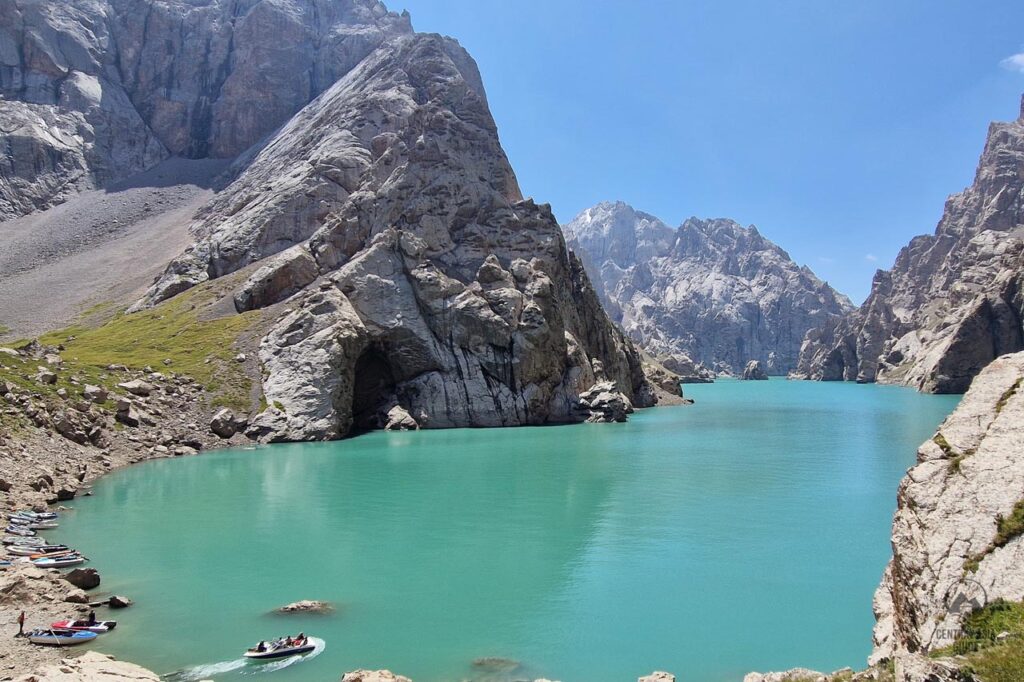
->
57, 379, 959, 682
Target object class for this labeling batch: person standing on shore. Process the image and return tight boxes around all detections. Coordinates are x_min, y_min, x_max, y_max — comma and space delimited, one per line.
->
16, 611, 25, 637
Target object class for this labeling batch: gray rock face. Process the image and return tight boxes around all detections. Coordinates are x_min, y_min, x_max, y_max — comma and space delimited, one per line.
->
796, 98, 1024, 393
740, 360, 768, 380
0, 0, 413, 220
563, 202, 853, 375
119, 28, 654, 442
871, 352, 1024, 677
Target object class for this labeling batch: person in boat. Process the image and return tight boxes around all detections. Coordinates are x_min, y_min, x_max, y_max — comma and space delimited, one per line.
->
284, 636, 294, 647
295, 632, 306, 646
87, 610, 97, 625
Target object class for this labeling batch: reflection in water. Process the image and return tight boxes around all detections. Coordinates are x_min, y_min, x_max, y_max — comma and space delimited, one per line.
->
61, 380, 958, 682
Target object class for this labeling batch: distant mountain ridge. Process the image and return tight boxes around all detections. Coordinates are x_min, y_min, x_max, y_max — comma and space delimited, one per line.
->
563, 201, 853, 375
795, 96, 1024, 393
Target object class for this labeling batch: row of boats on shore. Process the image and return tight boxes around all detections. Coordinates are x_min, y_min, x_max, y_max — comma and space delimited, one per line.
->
2, 510, 88, 568
5, 508, 323, 665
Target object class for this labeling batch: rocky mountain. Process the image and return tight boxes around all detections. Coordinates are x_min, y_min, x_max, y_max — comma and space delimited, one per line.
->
795, 98, 1024, 393
0, 0, 657, 441
0, 0, 412, 220
870, 351, 1024, 680
563, 202, 853, 375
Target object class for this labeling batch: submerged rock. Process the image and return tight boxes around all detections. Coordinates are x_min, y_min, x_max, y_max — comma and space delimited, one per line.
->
471, 657, 520, 673
341, 672, 412, 682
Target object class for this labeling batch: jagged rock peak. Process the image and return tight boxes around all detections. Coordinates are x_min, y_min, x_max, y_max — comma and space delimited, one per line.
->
97, 14, 654, 441
795, 96, 1024, 393
563, 201, 853, 375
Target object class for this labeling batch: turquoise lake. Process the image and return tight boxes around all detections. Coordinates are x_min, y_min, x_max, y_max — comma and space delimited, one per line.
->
57, 379, 960, 682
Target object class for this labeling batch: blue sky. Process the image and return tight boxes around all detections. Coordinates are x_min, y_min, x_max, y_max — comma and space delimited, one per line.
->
396, 1, 1024, 303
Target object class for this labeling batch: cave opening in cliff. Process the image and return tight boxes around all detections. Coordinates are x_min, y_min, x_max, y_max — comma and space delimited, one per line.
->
352, 345, 398, 433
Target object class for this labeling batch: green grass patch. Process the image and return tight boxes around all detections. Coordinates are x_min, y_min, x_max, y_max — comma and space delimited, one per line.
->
931, 600, 1024, 682
37, 283, 259, 411
996, 379, 1021, 414
934, 432, 954, 456
965, 498, 1024, 574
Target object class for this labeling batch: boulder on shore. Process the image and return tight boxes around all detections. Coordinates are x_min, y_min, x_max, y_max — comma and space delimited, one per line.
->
65, 567, 100, 589
741, 360, 768, 380
210, 407, 248, 439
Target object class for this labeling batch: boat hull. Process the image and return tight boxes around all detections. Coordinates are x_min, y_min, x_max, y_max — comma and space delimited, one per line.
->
244, 644, 316, 659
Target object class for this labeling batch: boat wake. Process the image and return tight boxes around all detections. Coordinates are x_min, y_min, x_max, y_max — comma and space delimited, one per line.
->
162, 638, 325, 680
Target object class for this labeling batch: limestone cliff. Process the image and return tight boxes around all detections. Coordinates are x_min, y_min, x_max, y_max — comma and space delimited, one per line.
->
796, 98, 1024, 393
870, 351, 1024, 679
0, 0, 412, 219
563, 201, 852, 375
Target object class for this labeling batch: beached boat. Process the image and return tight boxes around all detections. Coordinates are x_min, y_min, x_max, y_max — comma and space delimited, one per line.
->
32, 554, 86, 568
243, 636, 317, 660
8, 517, 58, 530
9, 511, 58, 521
4, 526, 35, 537
2, 536, 48, 546
6, 544, 71, 557
0, 560, 10, 567
27, 628, 97, 646
50, 618, 117, 634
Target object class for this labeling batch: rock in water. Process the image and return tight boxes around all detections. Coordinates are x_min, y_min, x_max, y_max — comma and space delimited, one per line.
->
277, 599, 334, 614
341, 672, 412, 682
65, 567, 101, 589
796, 96, 1024, 393
638, 673, 675, 682
871, 351, 1024, 677
108, 594, 134, 608
127, 30, 654, 441
741, 360, 768, 380
563, 201, 853, 375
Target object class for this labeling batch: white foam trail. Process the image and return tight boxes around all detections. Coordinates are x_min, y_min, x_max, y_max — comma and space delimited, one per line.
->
162, 637, 325, 680
163, 658, 247, 680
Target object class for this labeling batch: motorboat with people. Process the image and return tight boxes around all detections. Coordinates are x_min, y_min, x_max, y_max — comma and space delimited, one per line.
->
244, 633, 316, 660
27, 628, 98, 646
50, 618, 117, 634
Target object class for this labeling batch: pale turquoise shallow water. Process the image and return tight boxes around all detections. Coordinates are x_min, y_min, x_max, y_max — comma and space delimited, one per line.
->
57, 379, 959, 682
